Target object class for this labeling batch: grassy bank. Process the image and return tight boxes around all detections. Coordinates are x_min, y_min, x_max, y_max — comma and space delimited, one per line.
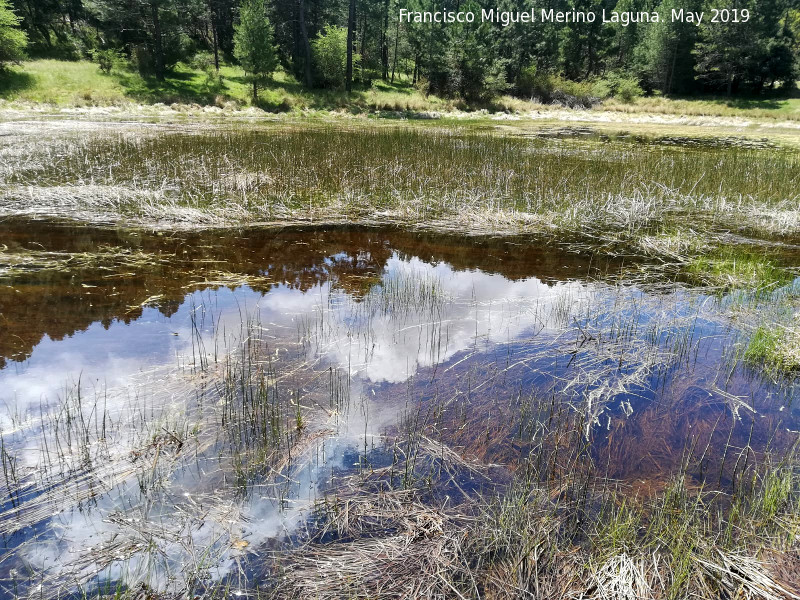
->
604, 94, 800, 122
0, 59, 455, 113
2, 60, 800, 122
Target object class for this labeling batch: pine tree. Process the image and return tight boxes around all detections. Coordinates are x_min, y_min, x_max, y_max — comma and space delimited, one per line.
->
87, 0, 184, 80
233, 0, 277, 101
0, 0, 27, 67
311, 25, 351, 87
637, 0, 699, 94
561, 0, 607, 79
694, 0, 795, 93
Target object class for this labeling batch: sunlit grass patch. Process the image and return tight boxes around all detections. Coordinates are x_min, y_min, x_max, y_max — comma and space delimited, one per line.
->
0, 60, 129, 105
745, 323, 800, 373
686, 248, 792, 293
0, 59, 457, 113
603, 94, 800, 122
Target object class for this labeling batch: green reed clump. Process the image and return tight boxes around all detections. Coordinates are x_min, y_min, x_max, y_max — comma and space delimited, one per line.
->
686, 247, 793, 294
745, 324, 800, 373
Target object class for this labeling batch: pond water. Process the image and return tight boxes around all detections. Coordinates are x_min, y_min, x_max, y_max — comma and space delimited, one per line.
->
0, 218, 797, 596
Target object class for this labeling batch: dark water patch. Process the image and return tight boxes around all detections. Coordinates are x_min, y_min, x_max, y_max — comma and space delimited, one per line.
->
619, 133, 776, 150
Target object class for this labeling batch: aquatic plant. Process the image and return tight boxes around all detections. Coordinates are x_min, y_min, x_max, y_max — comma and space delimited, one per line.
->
3, 126, 799, 248
686, 248, 793, 294
746, 324, 800, 374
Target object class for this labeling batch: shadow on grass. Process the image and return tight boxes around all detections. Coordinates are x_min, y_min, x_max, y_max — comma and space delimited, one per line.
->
0, 69, 36, 98
370, 80, 415, 95
104, 64, 434, 113
262, 76, 305, 95
668, 88, 799, 111
253, 95, 294, 113
115, 68, 225, 105
719, 97, 785, 111
259, 77, 425, 111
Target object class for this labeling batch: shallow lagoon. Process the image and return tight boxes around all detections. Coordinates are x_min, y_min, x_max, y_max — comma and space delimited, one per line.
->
0, 218, 797, 596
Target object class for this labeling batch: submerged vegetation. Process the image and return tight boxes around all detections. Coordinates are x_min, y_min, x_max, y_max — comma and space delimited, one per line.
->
275, 453, 800, 600
0, 218, 798, 597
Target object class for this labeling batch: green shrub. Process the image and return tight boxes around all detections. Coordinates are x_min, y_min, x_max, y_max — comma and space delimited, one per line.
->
413, 75, 430, 97
91, 48, 124, 74
479, 62, 510, 101
592, 73, 643, 103
516, 66, 598, 108
516, 64, 545, 97
443, 35, 508, 103
312, 25, 356, 89
614, 76, 643, 103
191, 51, 224, 93
591, 78, 614, 99
530, 72, 646, 105
191, 51, 216, 74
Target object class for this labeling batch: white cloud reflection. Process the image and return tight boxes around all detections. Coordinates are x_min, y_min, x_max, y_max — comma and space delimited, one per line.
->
1, 252, 592, 594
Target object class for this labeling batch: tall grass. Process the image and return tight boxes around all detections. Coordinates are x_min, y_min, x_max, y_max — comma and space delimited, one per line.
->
3, 127, 799, 239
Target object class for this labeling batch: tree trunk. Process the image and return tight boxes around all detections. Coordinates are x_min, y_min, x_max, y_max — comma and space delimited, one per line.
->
391, 17, 399, 83
212, 25, 219, 72
666, 43, 677, 95
150, 1, 165, 80
346, 0, 355, 91
253, 79, 258, 102
38, 24, 53, 48
23, 0, 53, 48
381, 0, 389, 80
360, 13, 367, 80
585, 37, 593, 80
298, 0, 313, 88
65, 4, 77, 34
209, 0, 219, 72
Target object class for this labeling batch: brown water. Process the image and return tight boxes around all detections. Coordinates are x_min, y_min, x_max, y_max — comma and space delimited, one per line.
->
0, 219, 631, 367
0, 218, 797, 596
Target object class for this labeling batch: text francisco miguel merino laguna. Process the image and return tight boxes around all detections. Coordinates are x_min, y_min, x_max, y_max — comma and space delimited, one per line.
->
399, 7, 751, 26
